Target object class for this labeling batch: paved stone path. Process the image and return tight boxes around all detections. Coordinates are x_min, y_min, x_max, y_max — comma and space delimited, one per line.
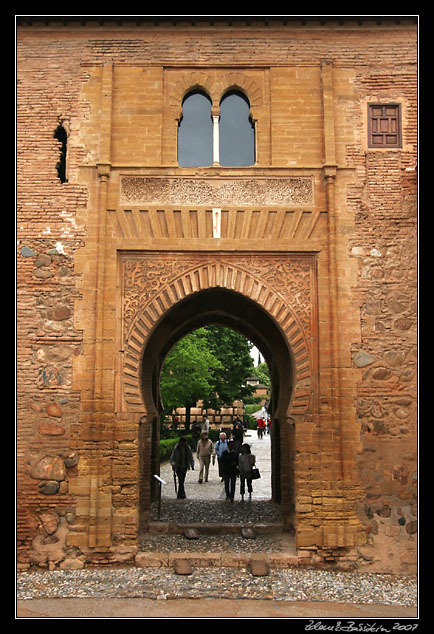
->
159, 429, 272, 501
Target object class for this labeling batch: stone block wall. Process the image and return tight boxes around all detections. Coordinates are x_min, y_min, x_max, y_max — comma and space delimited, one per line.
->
17, 18, 417, 572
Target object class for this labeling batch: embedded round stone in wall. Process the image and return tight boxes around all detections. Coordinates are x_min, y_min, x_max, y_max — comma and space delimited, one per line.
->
384, 350, 406, 367
37, 480, 60, 495
58, 265, 71, 277
400, 368, 414, 382
35, 254, 51, 268
388, 297, 407, 314
373, 420, 388, 434
39, 510, 60, 535
21, 246, 37, 257
370, 401, 386, 418
33, 269, 52, 279
394, 317, 412, 331
47, 305, 71, 321
63, 452, 79, 468
30, 456, 66, 481
43, 320, 64, 335
406, 521, 417, 534
46, 345, 71, 363
46, 402, 62, 417
354, 352, 376, 368
372, 367, 392, 380
393, 406, 410, 419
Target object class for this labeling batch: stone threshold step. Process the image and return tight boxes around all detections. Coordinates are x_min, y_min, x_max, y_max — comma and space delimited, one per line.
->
147, 521, 284, 535
135, 551, 299, 570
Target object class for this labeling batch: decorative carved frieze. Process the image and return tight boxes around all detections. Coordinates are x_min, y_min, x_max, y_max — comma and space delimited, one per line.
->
119, 176, 314, 207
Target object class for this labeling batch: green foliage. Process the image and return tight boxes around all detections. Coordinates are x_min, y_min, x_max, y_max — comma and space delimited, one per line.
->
207, 428, 220, 442
243, 395, 267, 405
160, 437, 181, 462
160, 326, 256, 413
255, 361, 271, 387
243, 414, 258, 430
202, 325, 255, 408
244, 403, 262, 415
160, 328, 223, 412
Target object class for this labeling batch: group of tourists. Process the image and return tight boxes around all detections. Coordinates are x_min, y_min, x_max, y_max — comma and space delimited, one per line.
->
169, 415, 257, 502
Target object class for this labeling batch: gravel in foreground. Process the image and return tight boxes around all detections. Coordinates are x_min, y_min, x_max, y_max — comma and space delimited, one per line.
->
17, 567, 417, 607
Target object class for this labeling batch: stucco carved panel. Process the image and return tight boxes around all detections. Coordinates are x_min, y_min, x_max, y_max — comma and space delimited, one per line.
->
119, 176, 314, 207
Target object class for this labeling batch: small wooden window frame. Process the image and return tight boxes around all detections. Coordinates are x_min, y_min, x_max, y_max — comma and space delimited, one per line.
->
368, 103, 402, 149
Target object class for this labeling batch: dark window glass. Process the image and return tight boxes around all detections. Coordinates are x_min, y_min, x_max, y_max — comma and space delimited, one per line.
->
178, 91, 213, 167
219, 91, 255, 166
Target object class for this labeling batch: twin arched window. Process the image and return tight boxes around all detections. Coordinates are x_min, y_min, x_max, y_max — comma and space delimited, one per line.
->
178, 90, 255, 167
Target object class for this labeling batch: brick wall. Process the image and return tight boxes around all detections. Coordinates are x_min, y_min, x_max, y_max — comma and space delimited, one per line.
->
17, 18, 417, 572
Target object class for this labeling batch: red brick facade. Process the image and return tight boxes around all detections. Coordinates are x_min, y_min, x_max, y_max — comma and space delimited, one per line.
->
17, 17, 417, 572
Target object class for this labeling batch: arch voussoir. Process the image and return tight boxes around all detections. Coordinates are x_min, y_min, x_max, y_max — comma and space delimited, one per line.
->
122, 257, 314, 417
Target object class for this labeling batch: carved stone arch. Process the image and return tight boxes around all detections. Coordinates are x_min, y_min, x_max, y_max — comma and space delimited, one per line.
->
121, 255, 315, 421
169, 71, 263, 110
215, 72, 263, 107
169, 71, 214, 107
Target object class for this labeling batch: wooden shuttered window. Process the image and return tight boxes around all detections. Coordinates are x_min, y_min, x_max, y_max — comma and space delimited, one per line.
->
368, 104, 402, 148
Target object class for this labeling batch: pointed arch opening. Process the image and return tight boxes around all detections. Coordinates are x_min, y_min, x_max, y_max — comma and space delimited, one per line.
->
138, 287, 296, 532
219, 90, 255, 166
177, 90, 213, 167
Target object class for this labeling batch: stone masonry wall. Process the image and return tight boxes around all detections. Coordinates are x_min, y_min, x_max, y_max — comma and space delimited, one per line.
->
17, 19, 417, 571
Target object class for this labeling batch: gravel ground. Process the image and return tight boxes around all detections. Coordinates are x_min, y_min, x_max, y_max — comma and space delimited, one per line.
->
17, 436, 417, 610
150, 499, 282, 524
17, 567, 417, 607
139, 532, 291, 554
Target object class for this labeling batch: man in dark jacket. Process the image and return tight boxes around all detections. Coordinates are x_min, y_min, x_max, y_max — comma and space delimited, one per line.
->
220, 440, 239, 502
170, 436, 194, 499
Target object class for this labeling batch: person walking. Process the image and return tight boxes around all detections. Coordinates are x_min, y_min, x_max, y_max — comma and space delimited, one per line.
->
200, 414, 210, 435
170, 436, 194, 499
191, 420, 201, 450
214, 432, 228, 481
257, 416, 265, 439
232, 421, 244, 454
221, 440, 239, 502
238, 443, 256, 501
196, 431, 213, 483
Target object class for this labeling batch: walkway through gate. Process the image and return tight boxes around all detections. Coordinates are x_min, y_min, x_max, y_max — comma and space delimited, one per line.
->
152, 429, 279, 526
120, 251, 319, 534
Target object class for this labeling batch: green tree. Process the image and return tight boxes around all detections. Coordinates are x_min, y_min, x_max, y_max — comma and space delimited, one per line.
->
202, 325, 255, 408
160, 326, 256, 428
255, 361, 271, 387
160, 328, 223, 430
